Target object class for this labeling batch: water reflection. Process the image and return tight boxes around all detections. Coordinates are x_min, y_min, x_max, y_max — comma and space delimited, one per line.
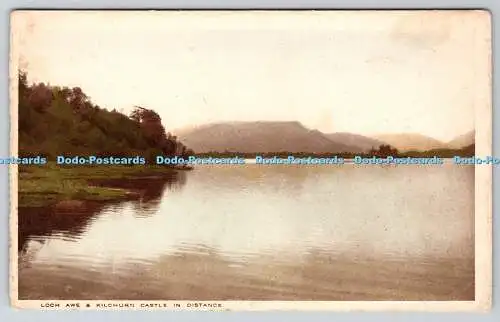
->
88, 170, 187, 213
18, 171, 186, 254
18, 204, 101, 254
18, 165, 474, 300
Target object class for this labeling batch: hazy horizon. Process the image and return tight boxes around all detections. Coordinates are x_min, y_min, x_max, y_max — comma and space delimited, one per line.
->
13, 11, 489, 141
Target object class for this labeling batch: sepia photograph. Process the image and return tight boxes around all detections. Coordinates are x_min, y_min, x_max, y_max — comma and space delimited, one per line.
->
9, 10, 492, 310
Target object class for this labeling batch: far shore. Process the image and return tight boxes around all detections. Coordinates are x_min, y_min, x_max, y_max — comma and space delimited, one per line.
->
245, 157, 466, 164
188, 157, 472, 165
17, 155, 476, 208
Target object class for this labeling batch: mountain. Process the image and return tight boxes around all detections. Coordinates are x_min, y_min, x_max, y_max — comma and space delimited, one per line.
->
447, 130, 475, 149
177, 121, 358, 153
325, 132, 388, 153
372, 133, 446, 152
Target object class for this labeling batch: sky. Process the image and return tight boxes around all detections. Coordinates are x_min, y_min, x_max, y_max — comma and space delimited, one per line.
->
12, 10, 490, 141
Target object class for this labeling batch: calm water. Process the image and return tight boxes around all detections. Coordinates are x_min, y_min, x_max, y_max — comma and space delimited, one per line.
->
18, 164, 475, 300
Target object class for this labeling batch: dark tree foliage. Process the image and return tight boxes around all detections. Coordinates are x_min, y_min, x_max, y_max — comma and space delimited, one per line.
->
368, 144, 399, 157
18, 70, 187, 160
129, 106, 178, 155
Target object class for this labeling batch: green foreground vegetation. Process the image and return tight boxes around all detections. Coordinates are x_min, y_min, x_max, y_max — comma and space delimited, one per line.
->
18, 163, 176, 207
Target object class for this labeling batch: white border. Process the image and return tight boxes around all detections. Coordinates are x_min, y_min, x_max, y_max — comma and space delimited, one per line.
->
8, 10, 493, 311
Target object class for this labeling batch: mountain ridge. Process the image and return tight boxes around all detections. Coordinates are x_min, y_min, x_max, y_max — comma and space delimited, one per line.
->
324, 132, 388, 153
372, 133, 447, 152
176, 121, 475, 154
447, 130, 475, 149
177, 121, 358, 154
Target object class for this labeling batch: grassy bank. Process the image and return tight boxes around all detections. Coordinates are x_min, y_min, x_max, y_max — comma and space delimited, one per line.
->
18, 162, 177, 207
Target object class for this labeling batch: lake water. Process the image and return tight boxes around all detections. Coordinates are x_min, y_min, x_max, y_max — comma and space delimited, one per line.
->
18, 164, 475, 300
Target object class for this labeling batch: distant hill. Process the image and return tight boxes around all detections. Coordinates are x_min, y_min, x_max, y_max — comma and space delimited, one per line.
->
177, 121, 358, 153
447, 130, 475, 149
372, 133, 446, 152
325, 132, 388, 153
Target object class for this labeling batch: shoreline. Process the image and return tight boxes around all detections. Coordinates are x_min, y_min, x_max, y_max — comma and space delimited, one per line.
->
18, 163, 182, 207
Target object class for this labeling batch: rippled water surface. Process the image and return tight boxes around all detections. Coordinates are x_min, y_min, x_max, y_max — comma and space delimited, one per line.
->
18, 164, 474, 300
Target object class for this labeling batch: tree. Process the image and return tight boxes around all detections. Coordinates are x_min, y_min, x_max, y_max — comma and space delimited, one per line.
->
129, 106, 176, 154
17, 70, 193, 159
18, 70, 28, 96
369, 144, 399, 157
28, 82, 53, 113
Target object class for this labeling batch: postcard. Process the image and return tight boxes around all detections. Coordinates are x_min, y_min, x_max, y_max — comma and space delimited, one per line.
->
9, 10, 492, 311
